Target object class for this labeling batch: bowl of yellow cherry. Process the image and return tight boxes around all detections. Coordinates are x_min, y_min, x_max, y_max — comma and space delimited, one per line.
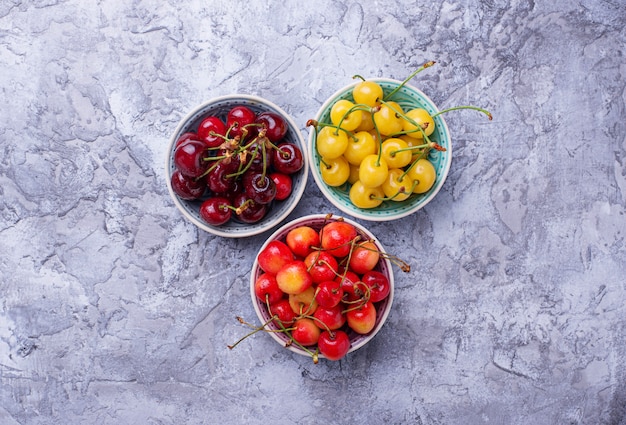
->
307, 62, 490, 221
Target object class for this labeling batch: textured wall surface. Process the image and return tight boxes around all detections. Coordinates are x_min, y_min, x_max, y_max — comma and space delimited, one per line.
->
1, 1, 625, 424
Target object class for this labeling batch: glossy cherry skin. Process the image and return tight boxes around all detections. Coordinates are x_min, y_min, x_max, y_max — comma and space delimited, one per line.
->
346, 301, 377, 334
285, 225, 320, 258
268, 299, 297, 326
361, 270, 390, 303
315, 280, 344, 308
336, 270, 363, 302
199, 196, 232, 226
243, 171, 277, 205
257, 240, 295, 275
270, 172, 292, 201
208, 161, 237, 194
304, 251, 338, 283
175, 132, 200, 148
227, 106, 257, 140
255, 111, 288, 142
243, 139, 272, 172
232, 193, 267, 223
170, 169, 205, 200
318, 330, 350, 361
254, 273, 284, 304
272, 143, 304, 174
197, 116, 227, 148
313, 304, 346, 331
174, 139, 209, 178
223, 177, 244, 202
291, 318, 320, 346
320, 221, 359, 258
216, 154, 242, 175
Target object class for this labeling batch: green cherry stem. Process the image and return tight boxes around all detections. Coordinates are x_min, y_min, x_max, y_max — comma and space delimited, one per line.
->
337, 103, 372, 125
431, 105, 493, 120
383, 60, 436, 101
227, 315, 286, 350
353, 240, 412, 273
369, 115, 384, 167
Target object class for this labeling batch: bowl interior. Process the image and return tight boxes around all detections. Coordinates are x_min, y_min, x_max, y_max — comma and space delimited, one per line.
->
307, 78, 451, 221
166, 95, 308, 238
249, 214, 394, 358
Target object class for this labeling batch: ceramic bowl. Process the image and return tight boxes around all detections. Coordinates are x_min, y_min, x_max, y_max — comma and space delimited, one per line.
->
307, 78, 451, 221
249, 213, 394, 360
165, 94, 308, 238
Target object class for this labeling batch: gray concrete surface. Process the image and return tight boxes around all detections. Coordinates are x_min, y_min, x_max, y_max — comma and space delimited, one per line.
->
1, 1, 625, 424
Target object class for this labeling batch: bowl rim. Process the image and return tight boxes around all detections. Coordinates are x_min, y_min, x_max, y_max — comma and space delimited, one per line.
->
165, 94, 309, 238
249, 213, 395, 358
307, 77, 452, 222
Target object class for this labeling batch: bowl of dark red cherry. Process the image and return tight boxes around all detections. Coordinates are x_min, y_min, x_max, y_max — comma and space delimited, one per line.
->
166, 95, 308, 238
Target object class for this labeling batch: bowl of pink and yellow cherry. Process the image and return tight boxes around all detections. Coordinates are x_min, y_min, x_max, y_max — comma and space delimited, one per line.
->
242, 214, 408, 363
166, 95, 308, 238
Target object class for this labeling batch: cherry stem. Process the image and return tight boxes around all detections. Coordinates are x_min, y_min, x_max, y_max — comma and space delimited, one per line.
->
227, 315, 283, 350
335, 103, 372, 133
341, 283, 372, 313
431, 105, 493, 120
354, 239, 412, 273
383, 61, 436, 101
392, 142, 445, 157
311, 121, 356, 140
400, 149, 431, 180
369, 115, 384, 167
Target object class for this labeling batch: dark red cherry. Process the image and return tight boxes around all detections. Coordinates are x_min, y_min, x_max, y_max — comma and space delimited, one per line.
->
208, 161, 237, 194
232, 193, 268, 224
217, 154, 242, 175
244, 139, 272, 172
271, 143, 303, 175
224, 177, 244, 201
255, 111, 288, 143
243, 171, 277, 205
175, 132, 200, 148
197, 116, 227, 148
170, 169, 206, 200
199, 197, 232, 226
270, 172, 292, 201
227, 106, 257, 140
174, 139, 209, 178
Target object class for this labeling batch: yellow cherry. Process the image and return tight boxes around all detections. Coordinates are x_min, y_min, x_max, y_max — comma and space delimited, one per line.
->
381, 168, 415, 201
380, 138, 412, 169
330, 99, 363, 132
344, 131, 377, 166
358, 155, 388, 188
373, 101, 404, 136
352, 80, 384, 107
316, 126, 349, 159
406, 158, 436, 193
320, 156, 350, 187
349, 180, 384, 209
402, 108, 435, 138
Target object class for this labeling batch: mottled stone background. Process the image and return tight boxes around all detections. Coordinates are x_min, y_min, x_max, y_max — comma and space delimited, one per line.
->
1, 1, 625, 424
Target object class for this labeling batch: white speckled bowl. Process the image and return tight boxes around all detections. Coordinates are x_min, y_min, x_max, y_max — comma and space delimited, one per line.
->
307, 78, 451, 221
249, 214, 394, 359
165, 95, 308, 238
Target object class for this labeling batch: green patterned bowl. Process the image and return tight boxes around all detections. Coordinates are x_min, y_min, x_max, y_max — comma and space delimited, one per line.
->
307, 78, 451, 221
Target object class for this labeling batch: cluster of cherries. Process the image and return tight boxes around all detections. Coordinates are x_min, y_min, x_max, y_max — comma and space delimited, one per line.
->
170, 105, 304, 225
231, 218, 408, 362
308, 61, 492, 209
